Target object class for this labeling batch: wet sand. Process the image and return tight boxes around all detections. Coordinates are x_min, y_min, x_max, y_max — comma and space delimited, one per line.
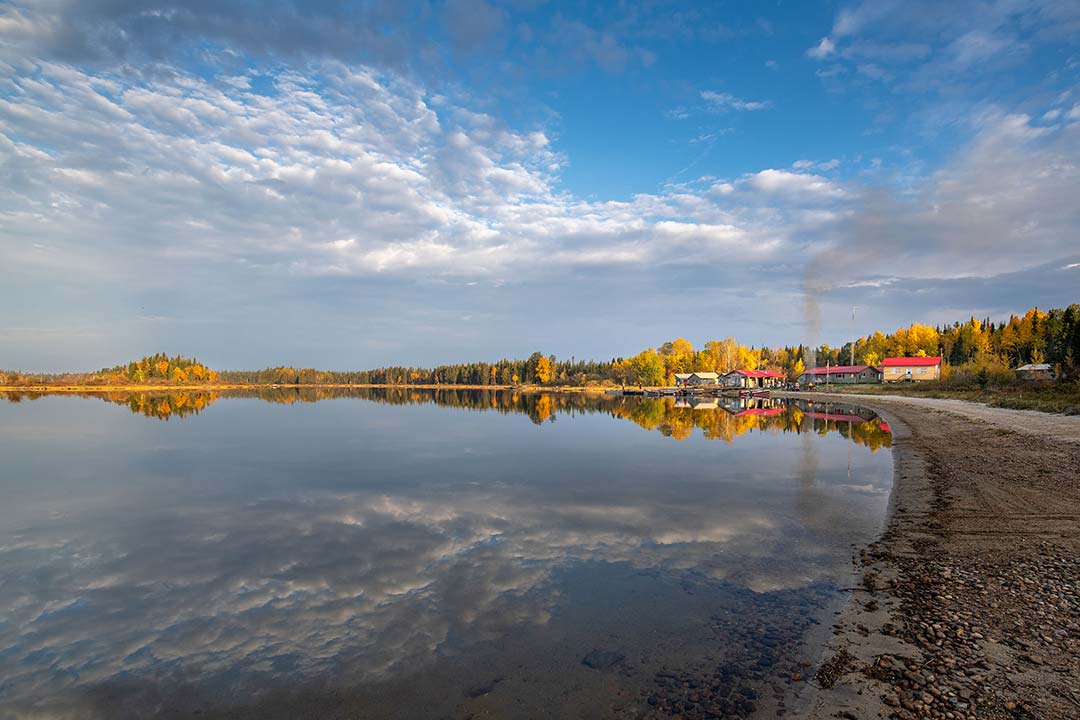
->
793, 393, 1080, 720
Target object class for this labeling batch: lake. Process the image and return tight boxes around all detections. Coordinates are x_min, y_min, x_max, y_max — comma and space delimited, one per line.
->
0, 389, 892, 719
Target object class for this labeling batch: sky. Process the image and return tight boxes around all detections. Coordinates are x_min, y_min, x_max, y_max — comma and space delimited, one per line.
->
1, 0, 1079, 372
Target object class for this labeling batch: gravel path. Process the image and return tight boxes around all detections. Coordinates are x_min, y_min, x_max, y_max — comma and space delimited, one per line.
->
830, 394, 1080, 444
796, 393, 1080, 720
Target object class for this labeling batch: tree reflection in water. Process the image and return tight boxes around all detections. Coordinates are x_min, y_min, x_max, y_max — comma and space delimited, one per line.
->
2, 387, 891, 449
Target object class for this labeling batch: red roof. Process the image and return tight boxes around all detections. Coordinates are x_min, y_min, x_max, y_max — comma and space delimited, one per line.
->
729, 369, 785, 378
733, 406, 787, 417
802, 365, 878, 375
882, 356, 941, 367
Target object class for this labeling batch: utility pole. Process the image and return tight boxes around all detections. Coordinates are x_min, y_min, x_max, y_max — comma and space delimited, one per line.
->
851, 306, 858, 366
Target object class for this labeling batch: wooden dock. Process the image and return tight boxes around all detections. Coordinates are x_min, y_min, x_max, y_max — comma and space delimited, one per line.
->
605, 387, 768, 398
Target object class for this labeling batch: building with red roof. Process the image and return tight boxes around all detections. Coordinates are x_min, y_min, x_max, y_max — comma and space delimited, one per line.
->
721, 369, 786, 389
882, 356, 942, 382
797, 364, 882, 386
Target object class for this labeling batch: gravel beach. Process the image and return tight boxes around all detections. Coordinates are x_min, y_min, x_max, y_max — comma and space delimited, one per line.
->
798, 394, 1080, 720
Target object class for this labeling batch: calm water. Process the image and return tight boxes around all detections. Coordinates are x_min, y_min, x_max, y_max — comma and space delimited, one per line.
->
0, 390, 892, 719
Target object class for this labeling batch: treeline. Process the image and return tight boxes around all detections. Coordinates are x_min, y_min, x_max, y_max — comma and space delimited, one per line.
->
222, 304, 1076, 388
216, 353, 614, 387
216, 343, 804, 388
1, 353, 218, 387
610, 304, 1080, 386
829, 306, 1080, 369
2, 305, 1078, 389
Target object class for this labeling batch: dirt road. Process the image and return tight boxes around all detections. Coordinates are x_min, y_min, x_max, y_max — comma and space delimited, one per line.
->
798, 394, 1080, 720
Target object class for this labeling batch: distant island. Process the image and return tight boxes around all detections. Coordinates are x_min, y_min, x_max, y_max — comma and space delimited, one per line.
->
2, 305, 1078, 412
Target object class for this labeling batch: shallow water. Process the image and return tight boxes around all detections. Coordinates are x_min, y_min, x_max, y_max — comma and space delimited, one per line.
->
0, 390, 891, 719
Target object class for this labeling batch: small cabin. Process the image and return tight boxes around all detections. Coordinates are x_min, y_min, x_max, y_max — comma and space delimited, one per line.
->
685, 372, 720, 386
722, 369, 785, 389
798, 365, 882, 386
1015, 363, 1054, 381
882, 356, 942, 382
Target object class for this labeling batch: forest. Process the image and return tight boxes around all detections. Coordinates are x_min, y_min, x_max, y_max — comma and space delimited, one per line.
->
2, 305, 1078, 389
219, 304, 1080, 387
1, 353, 217, 387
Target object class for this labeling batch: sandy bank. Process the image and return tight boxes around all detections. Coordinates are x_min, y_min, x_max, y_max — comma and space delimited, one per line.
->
790, 393, 1080, 720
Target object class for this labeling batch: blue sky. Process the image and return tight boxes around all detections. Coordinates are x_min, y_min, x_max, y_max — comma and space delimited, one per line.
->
1, 0, 1079, 371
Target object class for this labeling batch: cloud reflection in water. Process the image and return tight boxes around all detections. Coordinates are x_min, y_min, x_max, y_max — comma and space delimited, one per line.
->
0, 390, 891, 717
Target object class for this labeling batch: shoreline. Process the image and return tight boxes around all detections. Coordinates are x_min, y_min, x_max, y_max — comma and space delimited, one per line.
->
787, 392, 1080, 720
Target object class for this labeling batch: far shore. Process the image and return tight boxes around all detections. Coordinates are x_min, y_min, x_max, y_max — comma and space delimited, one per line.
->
5, 381, 1078, 415
0, 382, 618, 394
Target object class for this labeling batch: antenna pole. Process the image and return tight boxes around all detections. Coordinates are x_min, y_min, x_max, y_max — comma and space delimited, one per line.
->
851, 306, 857, 366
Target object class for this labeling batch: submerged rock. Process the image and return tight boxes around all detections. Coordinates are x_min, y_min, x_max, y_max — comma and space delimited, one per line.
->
581, 649, 625, 670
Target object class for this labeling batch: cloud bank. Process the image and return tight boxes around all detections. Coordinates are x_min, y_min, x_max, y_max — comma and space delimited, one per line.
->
0, 0, 1079, 368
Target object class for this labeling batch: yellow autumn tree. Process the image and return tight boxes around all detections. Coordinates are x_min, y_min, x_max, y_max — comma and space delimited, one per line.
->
906, 323, 940, 356
736, 345, 760, 370
535, 356, 554, 383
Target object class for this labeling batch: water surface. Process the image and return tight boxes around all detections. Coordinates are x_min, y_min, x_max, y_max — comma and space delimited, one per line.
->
0, 390, 891, 719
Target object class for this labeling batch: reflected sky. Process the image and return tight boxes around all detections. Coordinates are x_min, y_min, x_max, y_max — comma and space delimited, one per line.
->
0, 391, 891, 719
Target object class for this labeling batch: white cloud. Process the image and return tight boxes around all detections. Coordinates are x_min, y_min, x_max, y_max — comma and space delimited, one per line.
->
793, 159, 840, 172
946, 29, 1016, 70
805, 1, 1080, 96
5, 55, 1071, 302
700, 90, 772, 112
811, 110, 1080, 282
807, 37, 836, 59
1, 59, 842, 287
744, 169, 847, 200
